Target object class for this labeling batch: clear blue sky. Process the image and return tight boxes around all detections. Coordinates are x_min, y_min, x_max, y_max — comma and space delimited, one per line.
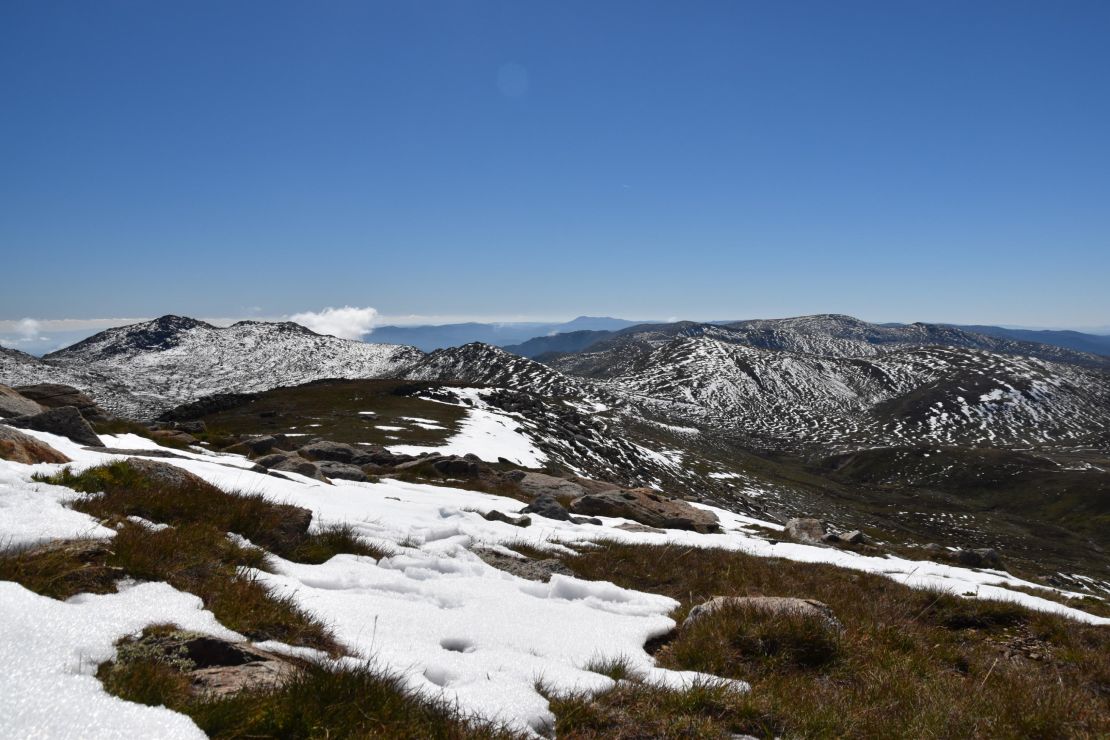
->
2, 1, 1108, 328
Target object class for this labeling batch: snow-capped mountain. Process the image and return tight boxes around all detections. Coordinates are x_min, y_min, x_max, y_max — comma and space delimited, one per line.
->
544, 314, 1108, 376
593, 336, 1110, 451
23, 317, 422, 418
402, 343, 597, 401
5, 313, 1109, 457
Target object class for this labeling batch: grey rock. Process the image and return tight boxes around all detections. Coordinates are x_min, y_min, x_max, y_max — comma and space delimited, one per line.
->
269, 454, 324, 480
0, 385, 45, 418
8, 406, 104, 447
150, 429, 198, 446
474, 549, 574, 582
613, 521, 666, 534
316, 460, 370, 482
683, 596, 843, 633
841, 530, 867, 545
393, 454, 443, 471
123, 457, 211, 488
173, 420, 207, 434
14, 383, 107, 422
298, 440, 374, 465
432, 457, 483, 478
785, 517, 828, 544
521, 494, 571, 521
954, 548, 1006, 570
516, 472, 587, 500
113, 630, 299, 699
225, 435, 282, 456
481, 509, 532, 527
254, 452, 292, 469
570, 488, 720, 533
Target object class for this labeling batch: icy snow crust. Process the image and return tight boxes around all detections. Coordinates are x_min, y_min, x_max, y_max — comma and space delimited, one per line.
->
2, 428, 1108, 737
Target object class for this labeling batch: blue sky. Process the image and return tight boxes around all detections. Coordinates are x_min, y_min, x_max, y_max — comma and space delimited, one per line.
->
2, 1, 1108, 338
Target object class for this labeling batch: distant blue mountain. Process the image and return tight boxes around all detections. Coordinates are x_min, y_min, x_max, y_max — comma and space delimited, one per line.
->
949, 325, 1110, 358
503, 329, 617, 358
366, 316, 638, 352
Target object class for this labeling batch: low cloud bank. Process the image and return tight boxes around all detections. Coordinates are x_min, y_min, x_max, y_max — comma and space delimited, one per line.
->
288, 306, 379, 340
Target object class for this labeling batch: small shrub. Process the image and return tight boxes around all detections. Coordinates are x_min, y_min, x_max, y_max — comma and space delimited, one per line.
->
543, 678, 772, 739
670, 604, 840, 677
583, 655, 641, 682
291, 523, 393, 564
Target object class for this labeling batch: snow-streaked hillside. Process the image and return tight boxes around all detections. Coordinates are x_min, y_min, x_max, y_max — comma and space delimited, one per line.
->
31, 317, 423, 418
4, 313, 1109, 458
403, 342, 595, 400
548, 314, 1108, 377
598, 336, 1110, 451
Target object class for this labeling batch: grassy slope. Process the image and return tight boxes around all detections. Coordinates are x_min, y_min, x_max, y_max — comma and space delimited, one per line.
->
178, 379, 468, 448
555, 541, 1110, 738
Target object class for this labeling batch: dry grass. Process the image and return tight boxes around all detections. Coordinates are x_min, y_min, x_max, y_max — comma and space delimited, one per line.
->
543, 678, 768, 739
21, 461, 406, 652
555, 542, 1110, 738
0, 539, 119, 600
100, 629, 519, 740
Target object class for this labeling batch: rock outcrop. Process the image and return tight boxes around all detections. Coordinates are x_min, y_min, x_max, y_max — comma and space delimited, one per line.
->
521, 494, 571, 521
14, 383, 107, 422
784, 517, 828, 544
569, 488, 719, 533
7, 406, 104, 447
683, 595, 843, 633
0, 425, 71, 464
0, 385, 46, 418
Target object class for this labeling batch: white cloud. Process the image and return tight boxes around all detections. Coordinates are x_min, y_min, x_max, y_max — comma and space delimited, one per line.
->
0, 317, 148, 333
288, 306, 379, 340
15, 318, 44, 340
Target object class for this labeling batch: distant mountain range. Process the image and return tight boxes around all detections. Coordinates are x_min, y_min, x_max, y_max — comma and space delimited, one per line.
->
2, 313, 1106, 452
942, 325, 1110, 357
365, 316, 639, 351
507, 315, 1110, 365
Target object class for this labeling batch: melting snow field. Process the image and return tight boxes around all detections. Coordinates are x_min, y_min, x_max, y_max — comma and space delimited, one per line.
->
388, 388, 549, 468
1, 427, 1108, 737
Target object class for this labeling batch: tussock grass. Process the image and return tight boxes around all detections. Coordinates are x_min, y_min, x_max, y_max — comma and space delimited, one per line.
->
582, 655, 641, 682
110, 523, 336, 651
561, 542, 1110, 738
26, 461, 405, 652
41, 461, 391, 562
672, 603, 840, 677
542, 678, 770, 739
0, 540, 119, 600
289, 522, 395, 564
100, 633, 518, 740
